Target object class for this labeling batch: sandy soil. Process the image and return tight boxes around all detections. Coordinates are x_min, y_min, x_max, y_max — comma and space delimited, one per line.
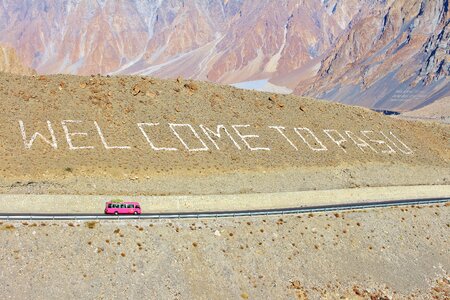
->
0, 73, 448, 195
0, 204, 448, 299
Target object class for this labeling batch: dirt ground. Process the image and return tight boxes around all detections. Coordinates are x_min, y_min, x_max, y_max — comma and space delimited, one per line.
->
0, 73, 448, 195
0, 204, 448, 299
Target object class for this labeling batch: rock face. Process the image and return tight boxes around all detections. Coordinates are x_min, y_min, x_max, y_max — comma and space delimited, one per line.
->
0, 45, 35, 75
293, 0, 450, 111
0, 0, 350, 80
0, 0, 448, 110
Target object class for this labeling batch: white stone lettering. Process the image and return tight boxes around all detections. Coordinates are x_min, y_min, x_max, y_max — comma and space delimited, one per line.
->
14, 119, 417, 156
381, 131, 413, 155
61, 120, 94, 150
94, 121, 130, 149
345, 131, 377, 153
323, 129, 347, 153
269, 126, 298, 150
294, 127, 327, 151
19, 120, 58, 149
361, 130, 395, 154
232, 125, 270, 151
199, 124, 241, 150
137, 123, 177, 151
169, 123, 209, 152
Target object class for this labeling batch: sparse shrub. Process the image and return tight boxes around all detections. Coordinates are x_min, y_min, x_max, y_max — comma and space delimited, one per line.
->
85, 221, 97, 229
3, 224, 15, 230
184, 82, 198, 91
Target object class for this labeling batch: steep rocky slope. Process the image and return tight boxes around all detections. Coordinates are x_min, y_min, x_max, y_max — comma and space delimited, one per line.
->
0, 0, 347, 81
293, 0, 449, 111
0, 45, 35, 75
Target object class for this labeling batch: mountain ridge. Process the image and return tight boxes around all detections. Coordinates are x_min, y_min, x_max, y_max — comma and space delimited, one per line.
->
0, 0, 448, 111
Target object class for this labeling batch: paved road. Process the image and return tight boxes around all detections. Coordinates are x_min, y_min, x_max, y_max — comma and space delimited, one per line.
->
0, 196, 448, 220
0, 185, 448, 218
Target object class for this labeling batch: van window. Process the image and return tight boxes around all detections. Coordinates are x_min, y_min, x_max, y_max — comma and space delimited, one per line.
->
120, 204, 125, 208
108, 204, 112, 208
127, 204, 134, 208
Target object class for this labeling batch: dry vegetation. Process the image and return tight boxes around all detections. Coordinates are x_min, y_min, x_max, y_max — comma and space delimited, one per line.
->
0, 204, 448, 299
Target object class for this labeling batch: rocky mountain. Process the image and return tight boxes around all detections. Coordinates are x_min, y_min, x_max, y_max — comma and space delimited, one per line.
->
0, 0, 347, 80
0, 45, 35, 75
0, 0, 448, 111
292, 0, 450, 111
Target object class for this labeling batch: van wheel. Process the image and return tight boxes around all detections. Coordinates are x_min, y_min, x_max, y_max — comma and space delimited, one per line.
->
134, 211, 138, 215
114, 211, 119, 215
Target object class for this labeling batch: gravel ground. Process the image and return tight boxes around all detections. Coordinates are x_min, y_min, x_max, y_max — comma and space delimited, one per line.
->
0, 203, 448, 299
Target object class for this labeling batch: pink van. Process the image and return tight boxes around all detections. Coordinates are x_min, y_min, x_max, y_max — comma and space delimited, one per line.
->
105, 201, 142, 215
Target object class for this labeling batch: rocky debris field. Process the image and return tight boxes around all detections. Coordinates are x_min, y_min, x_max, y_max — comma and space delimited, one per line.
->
0, 204, 448, 299
0, 73, 448, 195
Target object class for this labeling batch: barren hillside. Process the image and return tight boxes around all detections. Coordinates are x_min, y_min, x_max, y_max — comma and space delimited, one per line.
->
0, 204, 448, 299
0, 73, 448, 194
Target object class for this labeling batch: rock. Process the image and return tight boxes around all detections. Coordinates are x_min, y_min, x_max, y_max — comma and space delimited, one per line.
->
132, 85, 141, 96
145, 91, 156, 98
184, 82, 198, 91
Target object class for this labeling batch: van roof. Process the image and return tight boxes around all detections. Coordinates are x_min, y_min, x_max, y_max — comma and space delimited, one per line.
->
106, 201, 140, 204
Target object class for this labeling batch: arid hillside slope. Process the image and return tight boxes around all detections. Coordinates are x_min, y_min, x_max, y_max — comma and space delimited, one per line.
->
0, 73, 448, 194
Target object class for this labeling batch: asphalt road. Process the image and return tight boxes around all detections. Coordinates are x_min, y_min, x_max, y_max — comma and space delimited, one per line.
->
1, 196, 448, 220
